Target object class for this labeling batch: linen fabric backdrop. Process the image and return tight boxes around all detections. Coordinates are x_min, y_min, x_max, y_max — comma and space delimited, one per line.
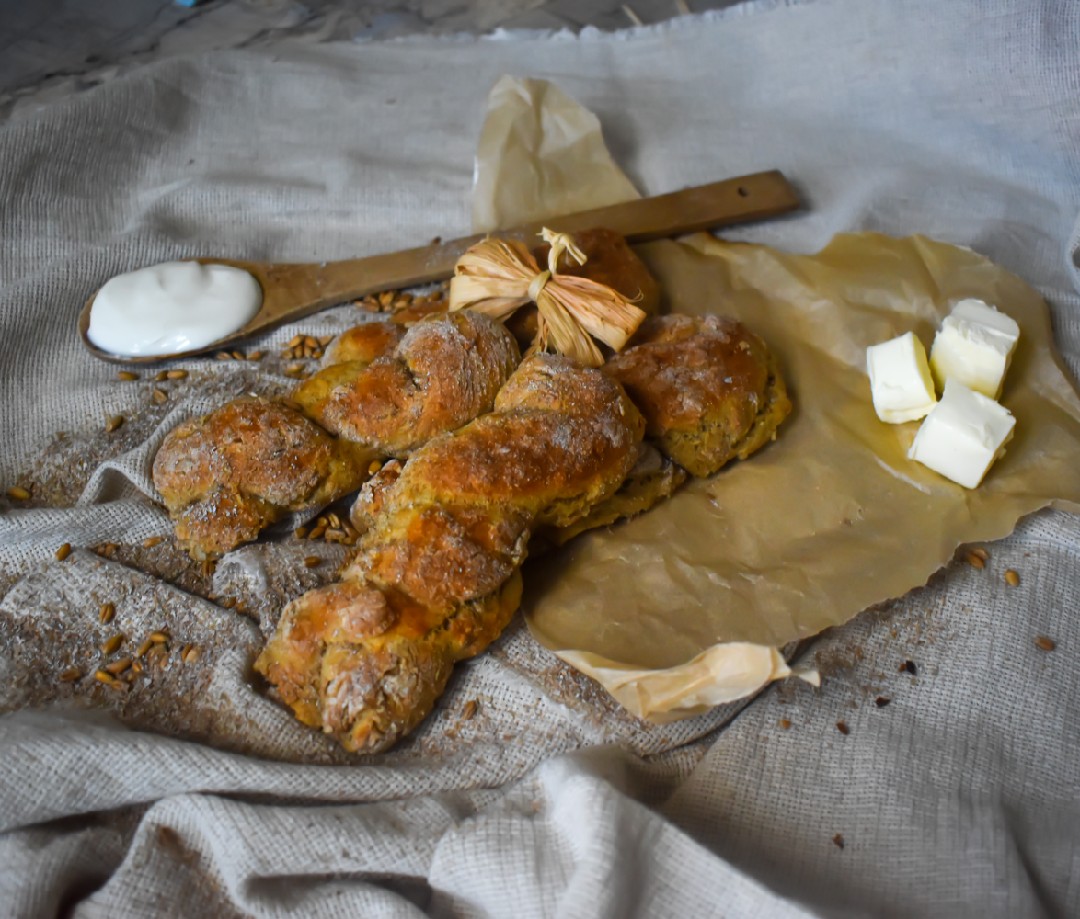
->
1, 0, 1078, 916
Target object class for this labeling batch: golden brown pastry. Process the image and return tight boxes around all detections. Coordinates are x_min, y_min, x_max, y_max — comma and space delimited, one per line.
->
156, 313, 519, 560
604, 314, 792, 477
319, 320, 406, 367
152, 399, 376, 560
534, 444, 687, 550
256, 354, 645, 752
290, 311, 521, 457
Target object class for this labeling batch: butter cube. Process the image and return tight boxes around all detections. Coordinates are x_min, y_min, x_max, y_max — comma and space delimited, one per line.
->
866, 332, 937, 423
929, 299, 1020, 399
908, 379, 1016, 488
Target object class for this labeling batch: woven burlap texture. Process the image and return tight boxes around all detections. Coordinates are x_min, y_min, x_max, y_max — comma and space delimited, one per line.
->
1, 1, 1079, 916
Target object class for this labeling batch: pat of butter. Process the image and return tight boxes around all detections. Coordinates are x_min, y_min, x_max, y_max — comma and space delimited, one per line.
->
866, 332, 937, 423
929, 299, 1019, 399
908, 379, 1016, 488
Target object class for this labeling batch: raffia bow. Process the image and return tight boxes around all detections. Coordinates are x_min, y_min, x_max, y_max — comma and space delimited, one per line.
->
448, 228, 646, 367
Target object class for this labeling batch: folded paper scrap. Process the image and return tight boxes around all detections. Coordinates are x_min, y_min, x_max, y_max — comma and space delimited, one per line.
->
558, 644, 821, 722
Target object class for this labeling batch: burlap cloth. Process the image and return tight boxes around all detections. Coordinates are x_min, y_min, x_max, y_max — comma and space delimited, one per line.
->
2, 1, 1079, 915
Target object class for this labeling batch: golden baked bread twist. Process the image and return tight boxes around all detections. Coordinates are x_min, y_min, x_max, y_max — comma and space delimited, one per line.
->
604, 314, 792, 477
154, 312, 520, 560
290, 310, 521, 457
538, 314, 792, 547
255, 354, 645, 752
154, 228, 795, 748
151, 398, 377, 561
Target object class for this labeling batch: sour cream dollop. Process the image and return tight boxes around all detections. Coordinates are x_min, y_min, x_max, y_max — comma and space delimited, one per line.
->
87, 261, 262, 357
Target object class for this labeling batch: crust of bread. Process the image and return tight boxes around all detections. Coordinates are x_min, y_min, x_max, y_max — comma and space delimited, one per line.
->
320, 321, 407, 367
291, 311, 521, 457
535, 444, 688, 550
604, 314, 792, 477
152, 398, 375, 560
257, 355, 645, 753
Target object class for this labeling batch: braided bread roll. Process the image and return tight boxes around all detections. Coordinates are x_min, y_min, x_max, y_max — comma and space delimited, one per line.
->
256, 354, 645, 752
155, 313, 520, 560
290, 310, 520, 457
152, 398, 376, 561
605, 314, 792, 477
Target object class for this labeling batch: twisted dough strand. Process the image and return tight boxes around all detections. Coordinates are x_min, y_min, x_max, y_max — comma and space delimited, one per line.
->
291, 310, 520, 457
154, 313, 519, 559
256, 354, 645, 752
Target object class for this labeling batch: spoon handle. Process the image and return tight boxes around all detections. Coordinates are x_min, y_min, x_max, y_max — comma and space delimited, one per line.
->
214, 170, 799, 337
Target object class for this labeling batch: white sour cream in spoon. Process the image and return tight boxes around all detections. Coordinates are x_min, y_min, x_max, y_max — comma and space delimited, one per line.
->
86, 261, 263, 358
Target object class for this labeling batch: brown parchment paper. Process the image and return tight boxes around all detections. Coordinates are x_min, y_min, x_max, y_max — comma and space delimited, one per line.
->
472, 77, 1080, 720
525, 233, 1080, 714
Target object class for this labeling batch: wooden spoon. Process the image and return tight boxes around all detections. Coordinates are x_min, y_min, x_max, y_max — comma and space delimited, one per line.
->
79, 170, 799, 364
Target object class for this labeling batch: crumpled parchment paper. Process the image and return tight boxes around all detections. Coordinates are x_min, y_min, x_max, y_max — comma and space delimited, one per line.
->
472, 76, 1080, 719
472, 75, 641, 233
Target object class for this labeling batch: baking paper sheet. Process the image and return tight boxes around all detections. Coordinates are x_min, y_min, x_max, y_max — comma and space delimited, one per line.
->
472, 74, 640, 233
474, 77, 1080, 719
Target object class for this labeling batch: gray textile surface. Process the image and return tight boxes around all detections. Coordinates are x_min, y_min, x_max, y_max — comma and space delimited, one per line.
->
2, 0, 1080, 916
